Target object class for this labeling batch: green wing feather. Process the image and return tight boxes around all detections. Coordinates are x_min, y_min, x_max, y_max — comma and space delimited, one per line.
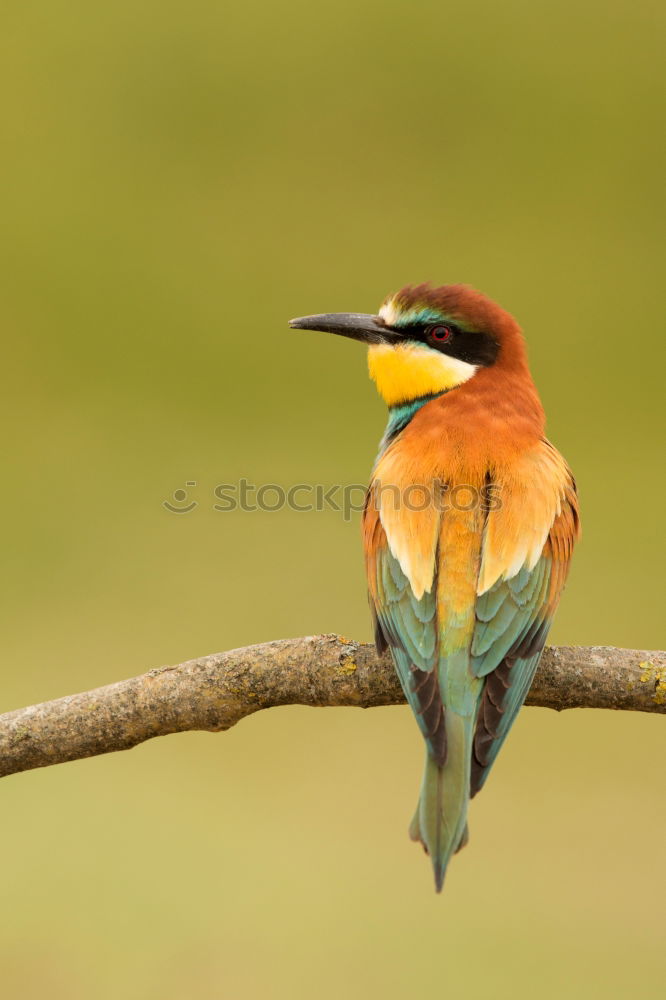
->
371, 541, 559, 794
469, 554, 556, 795
372, 546, 446, 763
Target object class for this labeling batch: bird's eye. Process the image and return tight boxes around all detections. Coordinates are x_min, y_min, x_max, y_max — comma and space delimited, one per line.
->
428, 325, 453, 343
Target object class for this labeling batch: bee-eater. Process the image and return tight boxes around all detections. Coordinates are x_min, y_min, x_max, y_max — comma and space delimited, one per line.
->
290, 284, 580, 891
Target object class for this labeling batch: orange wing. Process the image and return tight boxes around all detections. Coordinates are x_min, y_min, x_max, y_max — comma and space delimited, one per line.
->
470, 441, 580, 792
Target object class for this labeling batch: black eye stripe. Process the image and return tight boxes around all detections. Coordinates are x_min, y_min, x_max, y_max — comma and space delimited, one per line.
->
393, 322, 462, 340
390, 321, 499, 367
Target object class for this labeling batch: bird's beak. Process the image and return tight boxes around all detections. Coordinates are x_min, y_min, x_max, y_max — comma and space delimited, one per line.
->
288, 312, 401, 346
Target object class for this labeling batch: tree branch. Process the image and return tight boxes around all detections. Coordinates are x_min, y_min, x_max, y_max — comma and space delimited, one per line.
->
1, 637, 664, 779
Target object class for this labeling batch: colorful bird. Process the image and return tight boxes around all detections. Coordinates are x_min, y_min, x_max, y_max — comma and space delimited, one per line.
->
290, 284, 580, 891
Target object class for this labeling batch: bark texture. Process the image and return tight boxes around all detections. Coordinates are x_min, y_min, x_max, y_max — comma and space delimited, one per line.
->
1, 637, 664, 779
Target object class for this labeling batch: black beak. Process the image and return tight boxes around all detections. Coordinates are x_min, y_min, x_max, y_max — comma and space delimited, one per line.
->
288, 312, 401, 345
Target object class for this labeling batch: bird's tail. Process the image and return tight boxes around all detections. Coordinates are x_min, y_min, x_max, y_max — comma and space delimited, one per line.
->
408, 711, 473, 892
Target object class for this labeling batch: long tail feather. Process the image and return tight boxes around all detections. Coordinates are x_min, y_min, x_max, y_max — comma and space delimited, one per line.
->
409, 712, 473, 891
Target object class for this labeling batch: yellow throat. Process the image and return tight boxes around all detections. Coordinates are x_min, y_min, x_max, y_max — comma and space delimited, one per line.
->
367, 343, 477, 406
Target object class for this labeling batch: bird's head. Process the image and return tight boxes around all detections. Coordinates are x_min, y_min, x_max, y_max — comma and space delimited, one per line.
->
290, 283, 528, 407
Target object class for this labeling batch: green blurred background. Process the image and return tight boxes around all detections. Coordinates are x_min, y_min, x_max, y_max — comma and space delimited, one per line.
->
1, 1, 664, 997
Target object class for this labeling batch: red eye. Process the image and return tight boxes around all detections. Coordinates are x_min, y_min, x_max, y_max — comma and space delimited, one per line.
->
429, 325, 452, 343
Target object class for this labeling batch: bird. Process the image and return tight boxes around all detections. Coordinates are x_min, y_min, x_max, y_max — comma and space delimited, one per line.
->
289, 283, 580, 891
